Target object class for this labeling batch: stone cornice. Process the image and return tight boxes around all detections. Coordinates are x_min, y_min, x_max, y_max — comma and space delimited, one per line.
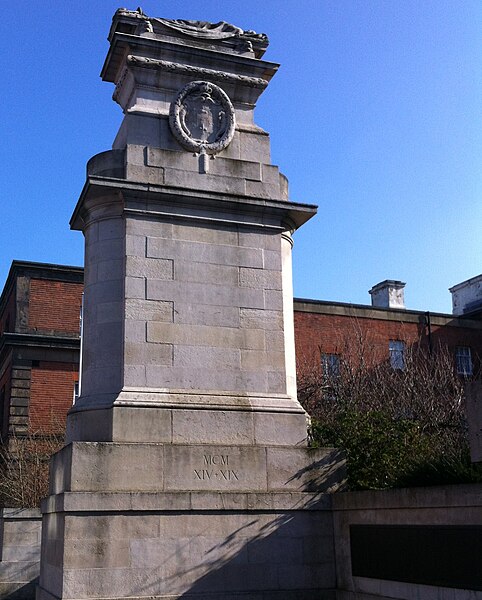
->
70, 176, 317, 233
0, 332, 80, 352
293, 298, 482, 329
126, 55, 269, 89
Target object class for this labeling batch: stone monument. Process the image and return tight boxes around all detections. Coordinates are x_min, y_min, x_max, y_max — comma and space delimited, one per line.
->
37, 9, 344, 600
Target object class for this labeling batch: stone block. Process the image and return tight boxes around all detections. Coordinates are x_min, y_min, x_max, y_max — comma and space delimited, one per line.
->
124, 365, 146, 386
240, 308, 283, 330
238, 229, 281, 251
239, 267, 282, 290
97, 218, 124, 240
82, 364, 122, 397
125, 234, 146, 257
126, 256, 174, 279
189, 492, 248, 511
87, 278, 123, 304
238, 131, 271, 163
147, 279, 265, 310
0, 560, 40, 582
302, 535, 338, 565
65, 442, 165, 492
96, 301, 123, 324
63, 512, 161, 540
125, 341, 173, 366
67, 405, 124, 443
126, 163, 165, 184
254, 413, 307, 448
235, 371, 269, 393
264, 289, 284, 311
172, 409, 254, 445
147, 146, 197, 170
147, 322, 265, 351
124, 320, 146, 342
175, 260, 239, 285
83, 262, 97, 286
174, 346, 240, 370
1, 544, 40, 562
62, 538, 130, 569
172, 222, 238, 246
163, 445, 267, 492
164, 167, 247, 196
174, 302, 240, 327
245, 180, 280, 199
88, 238, 124, 263
145, 365, 241, 390
126, 216, 173, 239
147, 237, 264, 268
112, 407, 172, 443
262, 164, 282, 185
277, 564, 336, 590
125, 298, 173, 322
97, 258, 124, 282
267, 448, 346, 492
85, 322, 123, 368
0, 581, 38, 600
62, 566, 161, 598
267, 370, 286, 393
241, 350, 285, 370
248, 536, 303, 565
207, 156, 262, 180
125, 276, 145, 299
263, 249, 283, 270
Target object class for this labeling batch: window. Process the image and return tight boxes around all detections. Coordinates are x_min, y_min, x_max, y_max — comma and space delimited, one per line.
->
321, 353, 340, 378
73, 381, 80, 404
455, 346, 472, 376
389, 340, 405, 370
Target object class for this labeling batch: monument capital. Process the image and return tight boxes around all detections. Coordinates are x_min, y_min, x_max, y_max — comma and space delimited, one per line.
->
101, 7, 278, 140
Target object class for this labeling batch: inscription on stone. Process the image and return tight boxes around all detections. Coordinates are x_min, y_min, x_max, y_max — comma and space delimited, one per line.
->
194, 454, 239, 481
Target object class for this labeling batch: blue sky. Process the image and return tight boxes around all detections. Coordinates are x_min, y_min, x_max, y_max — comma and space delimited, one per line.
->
1, 1, 480, 313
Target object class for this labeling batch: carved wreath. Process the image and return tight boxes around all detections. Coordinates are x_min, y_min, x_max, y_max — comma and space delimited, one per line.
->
169, 81, 236, 155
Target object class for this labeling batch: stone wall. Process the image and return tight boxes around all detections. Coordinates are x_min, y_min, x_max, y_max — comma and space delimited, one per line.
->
2, 486, 482, 599
332, 484, 482, 600
0, 508, 41, 600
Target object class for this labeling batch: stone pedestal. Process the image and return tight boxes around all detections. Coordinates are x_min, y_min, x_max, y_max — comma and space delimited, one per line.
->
37, 9, 345, 600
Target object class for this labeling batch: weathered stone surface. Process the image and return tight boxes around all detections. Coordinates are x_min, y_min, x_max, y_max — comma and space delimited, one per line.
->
0, 509, 41, 599
39, 8, 330, 600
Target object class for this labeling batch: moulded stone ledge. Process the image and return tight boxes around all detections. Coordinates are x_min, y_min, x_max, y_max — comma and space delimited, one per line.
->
49, 442, 346, 495
36, 586, 337, 600
41, 490, 333, 514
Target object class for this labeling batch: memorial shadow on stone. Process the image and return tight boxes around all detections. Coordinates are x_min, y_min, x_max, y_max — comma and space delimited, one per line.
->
135, 453, 344, 599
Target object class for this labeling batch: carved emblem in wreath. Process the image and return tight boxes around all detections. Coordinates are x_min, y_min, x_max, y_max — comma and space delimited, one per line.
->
169, 81, 236, 154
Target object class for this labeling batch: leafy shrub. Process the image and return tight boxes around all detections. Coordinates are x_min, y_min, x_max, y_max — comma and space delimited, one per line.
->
299, 332, 482, 489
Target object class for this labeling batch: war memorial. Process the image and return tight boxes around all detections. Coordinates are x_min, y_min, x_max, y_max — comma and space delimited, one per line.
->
36, 8, 344, 599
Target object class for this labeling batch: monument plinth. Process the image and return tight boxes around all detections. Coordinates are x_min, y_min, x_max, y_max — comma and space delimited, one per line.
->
37, 9, 344, 600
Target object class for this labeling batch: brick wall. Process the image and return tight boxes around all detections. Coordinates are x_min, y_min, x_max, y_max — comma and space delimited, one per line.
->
29, 362, 77, 434
27, 279, 82, 335
294, 309, 482, 377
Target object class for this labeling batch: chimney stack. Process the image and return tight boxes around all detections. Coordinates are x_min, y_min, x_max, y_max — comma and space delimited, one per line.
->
449, 274, 482, 315
369, 280, 406, 309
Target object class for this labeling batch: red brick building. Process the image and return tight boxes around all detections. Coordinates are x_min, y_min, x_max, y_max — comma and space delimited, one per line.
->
295, 280, 482, 380
0, 265, 481, 442
0, 262, 83, 442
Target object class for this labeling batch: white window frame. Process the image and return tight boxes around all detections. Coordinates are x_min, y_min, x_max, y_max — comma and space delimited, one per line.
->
389, 340, 405, 370
321, 353, 340, 378
455, 346, 472, 376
